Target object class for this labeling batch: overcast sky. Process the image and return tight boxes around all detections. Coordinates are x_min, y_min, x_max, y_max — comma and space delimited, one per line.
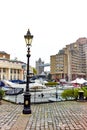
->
0, 0, 87, 69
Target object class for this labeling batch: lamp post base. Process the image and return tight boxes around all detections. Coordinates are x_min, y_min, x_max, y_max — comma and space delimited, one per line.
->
23, 108, 31, 114
23, 92, 31, 114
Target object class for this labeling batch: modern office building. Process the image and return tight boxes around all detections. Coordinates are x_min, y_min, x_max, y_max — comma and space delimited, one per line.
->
50, 37, 87, 81
36, 58, 44, 75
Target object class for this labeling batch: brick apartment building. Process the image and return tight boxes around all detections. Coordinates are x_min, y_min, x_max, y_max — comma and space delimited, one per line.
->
50, 37, 87, 81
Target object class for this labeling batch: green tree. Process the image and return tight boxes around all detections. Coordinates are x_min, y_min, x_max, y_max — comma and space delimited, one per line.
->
61, 89, 74, 100
73, 88, 79, 100
0, 89, 5, 104
82, 87, 87, 100
33, 67, 37, 75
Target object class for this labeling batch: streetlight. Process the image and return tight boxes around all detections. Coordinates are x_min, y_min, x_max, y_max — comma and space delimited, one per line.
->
23, 29, 33, 114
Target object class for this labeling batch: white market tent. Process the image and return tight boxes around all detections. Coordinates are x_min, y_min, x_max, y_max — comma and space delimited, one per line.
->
71, 78, 87, 84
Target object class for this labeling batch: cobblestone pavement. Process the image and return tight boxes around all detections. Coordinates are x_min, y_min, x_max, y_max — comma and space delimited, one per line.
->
1, 101, 87, 130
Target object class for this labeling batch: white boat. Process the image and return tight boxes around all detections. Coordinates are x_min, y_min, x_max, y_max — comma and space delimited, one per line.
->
48, 97, 62, 102
60, 83, 74, 90
2, 80, 47, 92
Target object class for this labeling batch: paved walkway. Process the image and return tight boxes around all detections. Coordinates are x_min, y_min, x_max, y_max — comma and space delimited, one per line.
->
0, 100, 87, 130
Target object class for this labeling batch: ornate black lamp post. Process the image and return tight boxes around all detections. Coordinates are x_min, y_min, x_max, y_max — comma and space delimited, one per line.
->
23, 29, 33, 114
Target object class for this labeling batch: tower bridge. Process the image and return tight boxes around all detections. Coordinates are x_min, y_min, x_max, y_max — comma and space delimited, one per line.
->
39, 63, 50, 67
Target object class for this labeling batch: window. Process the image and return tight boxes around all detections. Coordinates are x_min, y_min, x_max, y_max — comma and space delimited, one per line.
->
10, 69, 13, 73
14, 69, 16, 73
3, 68, 6, 73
